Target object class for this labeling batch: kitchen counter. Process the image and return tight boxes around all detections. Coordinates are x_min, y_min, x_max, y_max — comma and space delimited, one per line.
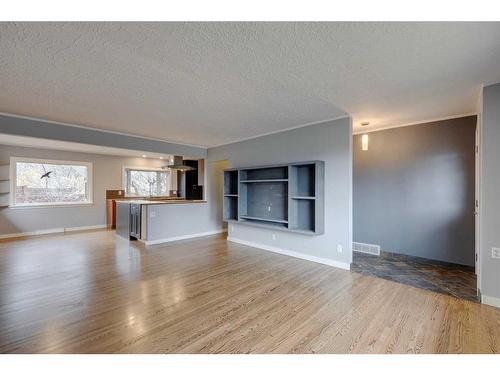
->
115, 199, 211, 242
115, 199, 206, 205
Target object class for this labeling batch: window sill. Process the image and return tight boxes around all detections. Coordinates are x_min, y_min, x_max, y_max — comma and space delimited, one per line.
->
9, 203, 95, 210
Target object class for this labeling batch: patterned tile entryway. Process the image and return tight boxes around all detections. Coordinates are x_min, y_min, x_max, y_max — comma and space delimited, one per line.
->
351, 251, 478, 302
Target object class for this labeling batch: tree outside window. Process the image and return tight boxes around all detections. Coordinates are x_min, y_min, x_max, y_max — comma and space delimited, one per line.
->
12, 158, 92, 207
126, 169, 170, 197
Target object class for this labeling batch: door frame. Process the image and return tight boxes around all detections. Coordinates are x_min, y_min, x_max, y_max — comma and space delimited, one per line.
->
475, 114, 482, 293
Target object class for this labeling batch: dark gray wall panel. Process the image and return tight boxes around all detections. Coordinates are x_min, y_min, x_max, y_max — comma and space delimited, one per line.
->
353, 116, 476, 266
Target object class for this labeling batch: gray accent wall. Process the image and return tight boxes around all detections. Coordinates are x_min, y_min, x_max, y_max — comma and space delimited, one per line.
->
354, 116, 476, 266
480, 82, 500, 301
208, 117, 353, 266
0, 113, 207, 158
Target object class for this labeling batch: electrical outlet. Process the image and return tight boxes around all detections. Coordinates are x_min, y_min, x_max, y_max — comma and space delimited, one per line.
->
492, 247, 500, 259
268, 206, 271, 212
230, 225, 234, 233
337, 244, 343, 253
272, 233, 277, 240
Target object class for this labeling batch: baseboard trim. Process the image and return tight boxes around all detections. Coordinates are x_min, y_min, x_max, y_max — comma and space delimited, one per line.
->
65, 224, 108, 232
227, 236, 351, 270
0, 224, 108, 240
144, 229, 227, 246
482, 294, 500, 308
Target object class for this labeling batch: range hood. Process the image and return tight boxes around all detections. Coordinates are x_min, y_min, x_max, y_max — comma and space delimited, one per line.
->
163, 155, 196, 171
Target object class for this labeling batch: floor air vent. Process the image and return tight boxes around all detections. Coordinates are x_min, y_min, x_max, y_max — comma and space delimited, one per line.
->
353, 242, 381, 256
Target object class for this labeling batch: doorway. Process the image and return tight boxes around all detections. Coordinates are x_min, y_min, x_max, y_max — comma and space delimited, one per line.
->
352, 116, 478, 301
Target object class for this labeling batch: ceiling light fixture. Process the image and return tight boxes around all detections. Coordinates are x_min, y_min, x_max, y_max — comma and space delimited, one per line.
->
361, 121, 370, 127
142, 154, 147, 158
159, 156, 164, 160
361, 134, 369, 151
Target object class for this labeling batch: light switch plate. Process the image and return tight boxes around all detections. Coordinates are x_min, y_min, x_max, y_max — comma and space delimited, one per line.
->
492, 247, 500, 259
337, 244, 343, 253
149, 211, 156, 218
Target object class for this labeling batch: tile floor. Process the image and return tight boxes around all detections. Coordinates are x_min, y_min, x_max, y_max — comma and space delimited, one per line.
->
351, 251, 478, 302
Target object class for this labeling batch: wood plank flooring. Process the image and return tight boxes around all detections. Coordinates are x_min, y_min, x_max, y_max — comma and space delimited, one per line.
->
0, 230, 498, 354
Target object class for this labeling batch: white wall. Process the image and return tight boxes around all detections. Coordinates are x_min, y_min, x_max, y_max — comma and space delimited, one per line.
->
207, 117, 353, 268
0, 145, 169, 236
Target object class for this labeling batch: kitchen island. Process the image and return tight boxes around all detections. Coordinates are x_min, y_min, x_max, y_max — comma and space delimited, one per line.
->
116, 199, 217, 245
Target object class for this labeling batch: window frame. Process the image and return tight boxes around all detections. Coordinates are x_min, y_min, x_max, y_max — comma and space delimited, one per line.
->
122, 166, 171, 197
10, 157, 94, 208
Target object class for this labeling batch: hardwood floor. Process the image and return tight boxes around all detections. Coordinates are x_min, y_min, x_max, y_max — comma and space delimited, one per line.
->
0, 230, 498, 354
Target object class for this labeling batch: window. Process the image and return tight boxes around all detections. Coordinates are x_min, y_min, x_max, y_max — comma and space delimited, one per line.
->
11, 157, 93, 207
124, 167, 170, 197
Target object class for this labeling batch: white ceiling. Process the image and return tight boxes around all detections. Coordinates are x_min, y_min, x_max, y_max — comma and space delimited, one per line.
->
0, 22, 499, 147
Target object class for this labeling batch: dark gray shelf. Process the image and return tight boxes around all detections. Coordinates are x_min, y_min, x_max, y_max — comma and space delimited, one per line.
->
240, 179, 288, 183
241, 166, 288, 180
224, 170, 238, 195
234, 219, 316, 235
223, 161, 324, 235
223, 195, 238, 221
240, 215, 288, 224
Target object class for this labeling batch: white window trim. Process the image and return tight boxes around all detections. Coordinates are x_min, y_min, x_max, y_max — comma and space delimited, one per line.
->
122, 165, 171, 197
10, 156, 94, 208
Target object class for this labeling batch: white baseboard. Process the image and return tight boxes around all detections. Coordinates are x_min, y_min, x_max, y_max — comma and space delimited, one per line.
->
0, 224, 107, 240
482, 294, 500, 309
227, 236, 351, 271
0, 228, 64, 239
65, 224, 108, 232
144, 229, 227, 246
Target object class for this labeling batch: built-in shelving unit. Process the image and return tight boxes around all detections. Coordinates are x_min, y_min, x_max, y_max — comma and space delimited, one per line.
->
0, 164, 10, 207
223, 161, 324, 235
223, 170, 239, 221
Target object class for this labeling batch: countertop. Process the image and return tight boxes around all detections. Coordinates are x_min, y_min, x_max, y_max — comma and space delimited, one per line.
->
115, 199, 207, 205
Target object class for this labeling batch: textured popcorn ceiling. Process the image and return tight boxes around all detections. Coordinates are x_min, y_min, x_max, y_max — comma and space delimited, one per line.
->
1, 22, 499, 147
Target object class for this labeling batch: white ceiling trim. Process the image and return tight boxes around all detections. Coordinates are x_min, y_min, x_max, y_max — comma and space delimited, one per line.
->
0, 111, 208, 150
1, 110, 351, 150
352, 112, 477, 135
211, 114, 350, 148
0, 133, 174, 159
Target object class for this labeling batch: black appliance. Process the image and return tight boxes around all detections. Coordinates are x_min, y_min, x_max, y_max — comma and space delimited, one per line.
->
183, 160, 203, 200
